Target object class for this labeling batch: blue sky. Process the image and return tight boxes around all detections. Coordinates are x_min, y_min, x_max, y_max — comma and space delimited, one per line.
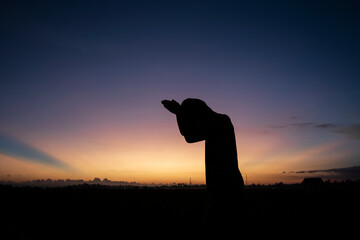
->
1, 0, 359, 183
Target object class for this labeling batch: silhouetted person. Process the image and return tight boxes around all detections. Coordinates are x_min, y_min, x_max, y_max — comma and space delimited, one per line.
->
162, 98, 244, 226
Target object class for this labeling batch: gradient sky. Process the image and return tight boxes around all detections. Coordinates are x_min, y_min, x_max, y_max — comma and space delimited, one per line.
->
1, 0, 360, 184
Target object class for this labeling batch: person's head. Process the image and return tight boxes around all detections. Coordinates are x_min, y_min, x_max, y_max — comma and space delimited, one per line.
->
179, 98, 217, 138
181, 98, 215, 118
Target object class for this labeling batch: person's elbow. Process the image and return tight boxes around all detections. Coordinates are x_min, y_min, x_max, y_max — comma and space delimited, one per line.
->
184, 135, 204, 143
184, 136, 196, 143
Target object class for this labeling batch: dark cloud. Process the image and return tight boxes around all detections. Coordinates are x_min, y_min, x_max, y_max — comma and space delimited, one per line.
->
268, 122, 337, 129
267, 122, 315, 129
290, 122, 314, 127
314, 123, 338, 129
286, 166, 360, 180
267, 120, 360, 141
267, 124, 291, 129
334, 124, 360, 140
0, 133, 74, 171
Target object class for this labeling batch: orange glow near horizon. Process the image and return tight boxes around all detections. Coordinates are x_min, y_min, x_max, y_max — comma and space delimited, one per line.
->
1, 119, 354, 185
1, 0, 360, 186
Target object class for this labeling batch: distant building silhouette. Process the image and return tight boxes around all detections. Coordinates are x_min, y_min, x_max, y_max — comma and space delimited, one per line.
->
302, 178, 324, 189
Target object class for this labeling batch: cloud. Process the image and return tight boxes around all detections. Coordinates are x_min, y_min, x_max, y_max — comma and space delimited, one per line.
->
267, 120, 360, 140
266, 124, 291, 129
291, 122, 314, 127
267, 122, 337, 129
0, 133, 74, 171
285, 166, 360, 180
334, 124, 360, 140
314, 123, 337, 129
267, 122, 314, 129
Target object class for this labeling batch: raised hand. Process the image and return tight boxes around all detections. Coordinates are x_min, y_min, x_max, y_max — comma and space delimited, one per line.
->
161, 99, 180, 114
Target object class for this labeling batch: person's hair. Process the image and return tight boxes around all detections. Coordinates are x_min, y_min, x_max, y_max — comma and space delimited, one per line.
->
181, 98, 215, 117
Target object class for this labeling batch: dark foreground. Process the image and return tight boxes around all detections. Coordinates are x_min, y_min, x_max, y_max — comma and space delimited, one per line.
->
1, 184, 359, 238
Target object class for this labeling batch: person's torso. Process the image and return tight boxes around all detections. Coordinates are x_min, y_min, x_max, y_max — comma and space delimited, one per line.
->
205, 114, 243, 190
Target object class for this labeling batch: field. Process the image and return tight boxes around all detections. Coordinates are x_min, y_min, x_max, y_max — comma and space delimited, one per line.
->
1, 184, 359, 238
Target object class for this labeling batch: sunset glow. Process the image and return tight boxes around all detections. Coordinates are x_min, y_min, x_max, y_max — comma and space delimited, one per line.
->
1, 0, 359, 184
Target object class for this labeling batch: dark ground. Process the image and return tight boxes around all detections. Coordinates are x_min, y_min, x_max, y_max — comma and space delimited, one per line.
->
1, 184, 359, 239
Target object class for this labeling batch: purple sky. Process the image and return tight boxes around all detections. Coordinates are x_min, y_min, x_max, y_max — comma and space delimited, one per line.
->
1, 0, 359, 183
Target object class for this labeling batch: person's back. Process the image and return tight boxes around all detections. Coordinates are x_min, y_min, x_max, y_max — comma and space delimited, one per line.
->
205, 113, 243, 190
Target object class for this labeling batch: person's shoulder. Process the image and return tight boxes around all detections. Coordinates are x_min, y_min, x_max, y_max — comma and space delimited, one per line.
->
219, 114, 233, 128
220, 114, 231, 122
